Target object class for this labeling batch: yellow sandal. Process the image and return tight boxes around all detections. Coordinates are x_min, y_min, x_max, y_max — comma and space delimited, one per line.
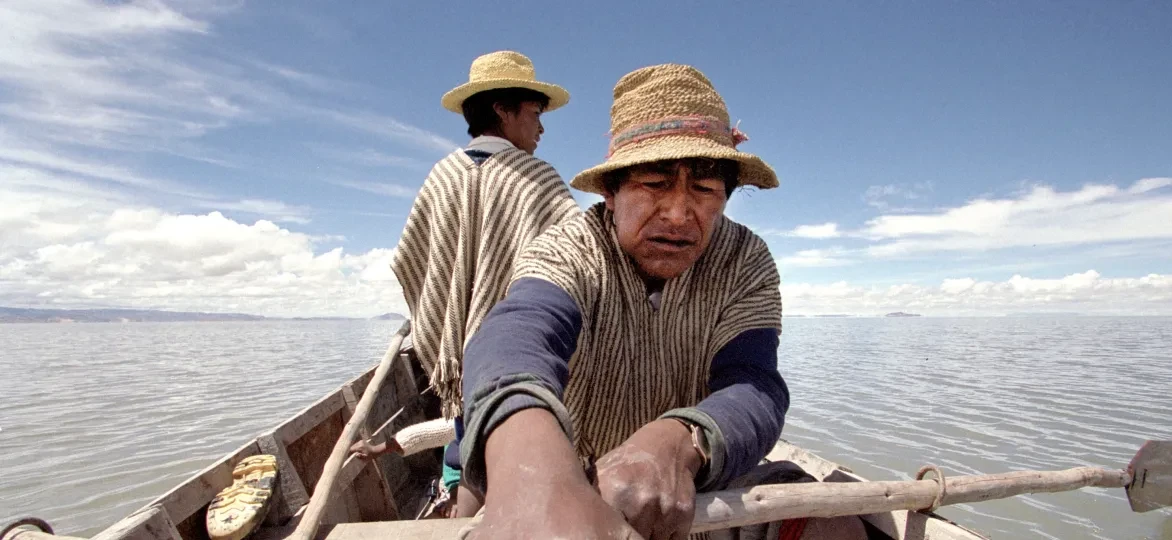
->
206, 455, 279, 540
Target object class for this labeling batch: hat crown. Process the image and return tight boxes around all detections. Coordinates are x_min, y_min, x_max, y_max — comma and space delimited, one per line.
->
608, 64, 731, 141
468, 51, 538, 83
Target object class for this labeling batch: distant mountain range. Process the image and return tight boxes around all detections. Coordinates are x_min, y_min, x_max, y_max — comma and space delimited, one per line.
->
0, 306, 407, 324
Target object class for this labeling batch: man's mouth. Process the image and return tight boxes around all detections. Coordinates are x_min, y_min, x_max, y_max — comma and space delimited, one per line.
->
648, 236, 694, 250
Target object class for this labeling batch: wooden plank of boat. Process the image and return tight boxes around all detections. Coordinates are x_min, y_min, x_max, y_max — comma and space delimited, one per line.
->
89, 506, 182, 540
80, 347, 433, 540
130, 440, 263, 534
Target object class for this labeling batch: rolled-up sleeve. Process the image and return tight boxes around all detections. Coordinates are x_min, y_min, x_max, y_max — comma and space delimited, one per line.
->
459, 277, 582, 493
661, 328, 788, 491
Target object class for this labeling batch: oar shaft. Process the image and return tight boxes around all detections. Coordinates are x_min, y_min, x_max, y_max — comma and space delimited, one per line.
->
692, 466, 1128, 533
942, 466, 1128, 505
289, 320, 411, 540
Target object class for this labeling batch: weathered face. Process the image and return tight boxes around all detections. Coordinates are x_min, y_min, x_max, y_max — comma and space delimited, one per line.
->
603, 159, 730, 281
497, 101, 545, 154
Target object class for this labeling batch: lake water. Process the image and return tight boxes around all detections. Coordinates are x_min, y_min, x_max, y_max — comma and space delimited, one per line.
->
1, 318, 1170, 539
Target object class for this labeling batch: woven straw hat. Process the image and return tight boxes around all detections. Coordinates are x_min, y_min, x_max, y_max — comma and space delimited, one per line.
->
441, 51, 570, 114
571, 64, 778, 194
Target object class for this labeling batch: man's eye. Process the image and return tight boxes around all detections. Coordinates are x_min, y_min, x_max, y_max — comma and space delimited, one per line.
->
693, 181, 723, 194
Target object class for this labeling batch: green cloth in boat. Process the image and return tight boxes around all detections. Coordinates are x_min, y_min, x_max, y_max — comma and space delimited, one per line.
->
392, 148, 579, 418
441, 444, 461, 492
510, 202, 783, 473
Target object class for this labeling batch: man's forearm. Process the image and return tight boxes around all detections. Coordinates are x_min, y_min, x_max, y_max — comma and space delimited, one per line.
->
484, 408, 587, 498
669, 328, 788, 490
460, 277, 583, 493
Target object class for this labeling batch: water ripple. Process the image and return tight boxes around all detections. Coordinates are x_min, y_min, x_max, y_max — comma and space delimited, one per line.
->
2, 317, 1170, 539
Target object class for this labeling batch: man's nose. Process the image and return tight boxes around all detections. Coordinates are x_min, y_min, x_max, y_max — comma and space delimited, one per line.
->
659, 173, 691, 225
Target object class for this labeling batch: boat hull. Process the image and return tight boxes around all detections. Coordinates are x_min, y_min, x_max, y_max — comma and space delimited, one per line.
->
26, 346, 985, 540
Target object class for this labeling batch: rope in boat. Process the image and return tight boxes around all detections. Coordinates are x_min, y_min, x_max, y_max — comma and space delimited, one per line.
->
1, 518, 53, 540
915, 465, 947, 511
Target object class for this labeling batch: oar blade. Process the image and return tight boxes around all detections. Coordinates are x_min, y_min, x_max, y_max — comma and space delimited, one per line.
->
1127, 440, 1172, 513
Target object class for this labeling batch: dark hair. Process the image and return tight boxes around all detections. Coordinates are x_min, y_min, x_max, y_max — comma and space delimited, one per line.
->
601, 158, 741, 197
462, 88, 551, 137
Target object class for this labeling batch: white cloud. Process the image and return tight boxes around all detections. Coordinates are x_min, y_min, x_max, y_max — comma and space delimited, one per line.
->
0, 130, 208, 197
863, 182, 933, 210
779, 248, 851, 268
0, 0, 456, 168
197, 199, 314, 225
328, 179, 419, 199
863, 179, 1172, 257
1129, 177, 1172, 194
0, 190, 405, 318
751, 222, 841, 239
782, 271, 1172, 316
314, 109, 460, 153
789, 222, 840, 239
309, 145, 433, 170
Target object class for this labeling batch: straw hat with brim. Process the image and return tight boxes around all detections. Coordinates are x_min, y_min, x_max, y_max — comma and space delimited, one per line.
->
571, 64, 778, 194
441, 51, 570, 114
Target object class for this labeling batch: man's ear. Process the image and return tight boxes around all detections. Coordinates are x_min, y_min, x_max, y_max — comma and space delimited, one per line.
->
492, 102, 510, 124
602, 189, 616, 211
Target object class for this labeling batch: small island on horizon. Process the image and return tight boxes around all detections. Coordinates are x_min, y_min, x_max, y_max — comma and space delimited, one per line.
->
884, 311, 922, 317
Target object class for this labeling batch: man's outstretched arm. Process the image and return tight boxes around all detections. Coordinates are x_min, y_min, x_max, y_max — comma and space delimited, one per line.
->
459, 278, 638, 539
459, 276, 582, 491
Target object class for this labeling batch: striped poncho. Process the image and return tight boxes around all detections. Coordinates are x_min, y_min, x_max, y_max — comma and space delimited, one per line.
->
511, 203, 784, 463
391, 147, 580, 418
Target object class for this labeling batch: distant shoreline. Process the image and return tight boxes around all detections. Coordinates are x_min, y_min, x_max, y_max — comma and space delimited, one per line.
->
5, 306, 1165, 323
0, 307, 406, 324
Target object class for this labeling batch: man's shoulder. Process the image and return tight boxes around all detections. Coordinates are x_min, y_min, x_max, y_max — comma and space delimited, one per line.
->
424, 150, 472, 178
530, 203, 604, 249
711, 216, 773, 263
487, 148, 559, 172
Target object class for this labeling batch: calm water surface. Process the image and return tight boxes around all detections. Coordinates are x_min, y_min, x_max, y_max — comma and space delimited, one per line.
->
1, 318, 1170, 539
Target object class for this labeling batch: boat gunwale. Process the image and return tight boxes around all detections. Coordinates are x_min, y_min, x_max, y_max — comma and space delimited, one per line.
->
89, 345, 989, 540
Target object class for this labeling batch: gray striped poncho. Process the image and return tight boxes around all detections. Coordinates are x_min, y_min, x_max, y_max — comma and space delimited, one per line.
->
512, 203, 783, 462
392, 148, 580, 418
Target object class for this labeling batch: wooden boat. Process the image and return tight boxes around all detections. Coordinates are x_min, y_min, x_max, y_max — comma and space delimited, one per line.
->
3, 343, 988, 540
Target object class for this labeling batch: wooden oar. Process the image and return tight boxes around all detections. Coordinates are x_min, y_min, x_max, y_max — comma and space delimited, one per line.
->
288, 320, 411, 540
317, 441, 1170, 538
690, 440, 1172, 533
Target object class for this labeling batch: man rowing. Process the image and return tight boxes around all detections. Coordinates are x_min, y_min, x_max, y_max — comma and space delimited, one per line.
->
457, 64, 867, 538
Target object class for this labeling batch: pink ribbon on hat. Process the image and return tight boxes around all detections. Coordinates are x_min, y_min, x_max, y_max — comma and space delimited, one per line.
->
606, 115, 750, 157
730, 120, 749, 146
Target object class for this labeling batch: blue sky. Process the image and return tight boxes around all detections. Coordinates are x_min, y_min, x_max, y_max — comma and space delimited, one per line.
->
1, 1, 1169, 316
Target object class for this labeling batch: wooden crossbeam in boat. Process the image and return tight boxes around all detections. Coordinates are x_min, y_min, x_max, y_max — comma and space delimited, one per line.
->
339, 382, 398, 522
313, 520, 467, 540
258, 434, 311, 525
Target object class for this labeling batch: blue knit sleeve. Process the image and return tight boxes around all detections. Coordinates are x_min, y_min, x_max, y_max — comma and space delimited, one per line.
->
661, 327, 788, 490
459, 277, 583, 493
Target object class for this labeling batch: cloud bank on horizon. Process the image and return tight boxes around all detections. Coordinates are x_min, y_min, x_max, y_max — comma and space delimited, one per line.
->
1, 1, 1169, 317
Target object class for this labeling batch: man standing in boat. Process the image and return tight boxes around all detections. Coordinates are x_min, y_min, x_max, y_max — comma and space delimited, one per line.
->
349, 50, 580, 517
458, 65, 866, 539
